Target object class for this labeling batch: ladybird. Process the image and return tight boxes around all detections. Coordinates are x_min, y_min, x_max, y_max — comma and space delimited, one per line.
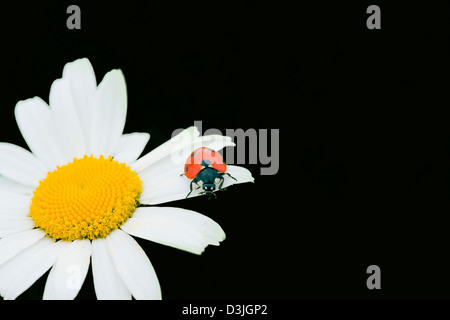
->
183, 147, 236, 198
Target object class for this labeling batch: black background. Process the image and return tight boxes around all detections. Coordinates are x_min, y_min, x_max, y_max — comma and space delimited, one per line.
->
0, 1, 449, 300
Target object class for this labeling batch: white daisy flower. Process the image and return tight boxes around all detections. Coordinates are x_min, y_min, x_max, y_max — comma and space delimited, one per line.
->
0, 58, 254, 300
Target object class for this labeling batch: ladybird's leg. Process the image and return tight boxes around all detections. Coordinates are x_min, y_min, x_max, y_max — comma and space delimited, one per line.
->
186, 180, 195, 198
218, 177, 224, 190
186, 180, 203, 198
223, 172, 237, 182
180, 173, 186, 177
207, 192, 216, 200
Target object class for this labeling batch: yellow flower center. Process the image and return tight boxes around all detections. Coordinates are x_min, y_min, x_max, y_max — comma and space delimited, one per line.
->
29, 155, 142, 241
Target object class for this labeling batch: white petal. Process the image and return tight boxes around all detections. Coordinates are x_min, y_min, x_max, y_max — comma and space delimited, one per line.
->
0, 216, 34, 237
0, 238, 68, 300
113, 133, 150, 164
0, 192, 30, 218
121, 207, 225, 255
0, 229, 45, 266
62, 58, 97, 155
0, 190, 32, 209
131, 126, 200, 173
0, 143, 48, 187
106, 229, 161, 300
91, 238, 131, 300
0, 206, 30, 218
15, 97, 65, 170
43, 239, 91, 300
0, 175, 34, 195
223, 165, 255, 185
138, 164, 253, 205
49, 78, 86, 162
91, 69, 127, 157
139, 173, 196, 204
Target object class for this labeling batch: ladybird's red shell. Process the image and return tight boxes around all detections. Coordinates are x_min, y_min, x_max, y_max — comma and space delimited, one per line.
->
184, 147, 227, 179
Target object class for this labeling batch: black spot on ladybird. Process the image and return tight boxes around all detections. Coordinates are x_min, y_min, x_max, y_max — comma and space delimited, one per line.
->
201, 159, 211, 167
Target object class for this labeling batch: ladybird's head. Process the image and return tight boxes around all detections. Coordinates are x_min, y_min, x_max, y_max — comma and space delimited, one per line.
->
202, 183, 216, 194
